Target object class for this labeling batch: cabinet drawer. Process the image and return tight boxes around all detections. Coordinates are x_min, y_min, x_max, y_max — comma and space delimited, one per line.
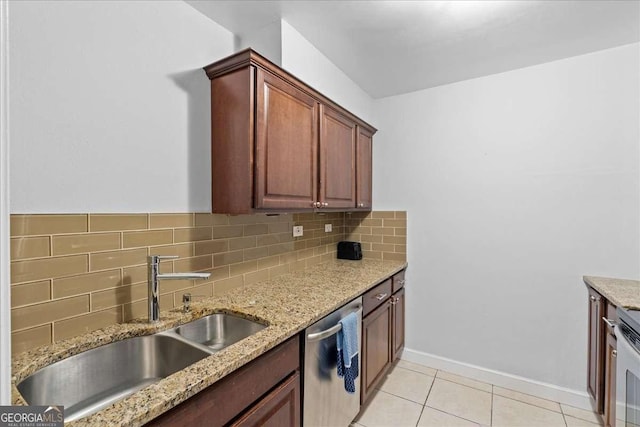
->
231, 372, 300, 427
392, 270, 406, 293
147, 335, 299, 427
363, 279, 392, 317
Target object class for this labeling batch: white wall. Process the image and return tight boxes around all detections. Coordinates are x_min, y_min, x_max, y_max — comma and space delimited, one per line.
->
374, 43, 640, 395
236, 20, 282, 66
280, 21, 374, 125
9, 0, 234, 213
0, 0, 10, 404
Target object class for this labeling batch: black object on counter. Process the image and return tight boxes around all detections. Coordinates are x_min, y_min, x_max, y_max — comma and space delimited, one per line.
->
337, 241, 362, 260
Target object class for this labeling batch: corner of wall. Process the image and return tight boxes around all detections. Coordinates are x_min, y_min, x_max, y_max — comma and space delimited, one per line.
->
0, 0, 12, 405
236, 19, 282, 65
279, 19, 375, 125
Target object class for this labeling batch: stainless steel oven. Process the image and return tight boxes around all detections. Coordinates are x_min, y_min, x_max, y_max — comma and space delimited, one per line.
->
615, 307, 640, 427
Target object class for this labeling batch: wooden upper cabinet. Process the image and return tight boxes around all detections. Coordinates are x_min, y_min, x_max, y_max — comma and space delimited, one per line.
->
204, 49, 376, 214
356, 126, 373, 210
255, 69, 318, 210
319, 105, 356, 209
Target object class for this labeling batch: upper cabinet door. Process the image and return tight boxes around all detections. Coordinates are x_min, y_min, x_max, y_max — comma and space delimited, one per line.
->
356, 126, 373, 210
319, 105, 357, 209
255, 69, 319, 210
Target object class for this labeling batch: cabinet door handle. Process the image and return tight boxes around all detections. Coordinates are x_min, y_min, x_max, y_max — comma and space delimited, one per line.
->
398, 280, 405, 286
590, 295, 599, 302
374, 293, 388, 301
322, 202, 328, 207
358, 203, 364, 208
612, 350, 617, 357
602, 317, 617, 329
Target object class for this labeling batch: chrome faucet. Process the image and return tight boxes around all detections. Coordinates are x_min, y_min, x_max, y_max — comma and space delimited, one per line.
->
148, 255, 211, 323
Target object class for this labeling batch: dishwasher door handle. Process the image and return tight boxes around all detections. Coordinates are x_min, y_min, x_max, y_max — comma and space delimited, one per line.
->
306, 306, 362, 342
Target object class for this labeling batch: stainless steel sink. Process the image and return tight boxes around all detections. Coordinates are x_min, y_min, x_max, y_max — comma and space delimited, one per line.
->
170, 313, 266, 351
16, 334, 210, 422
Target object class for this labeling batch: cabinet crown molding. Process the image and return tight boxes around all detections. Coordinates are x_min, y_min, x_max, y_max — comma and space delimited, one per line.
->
203, 48, 377, 133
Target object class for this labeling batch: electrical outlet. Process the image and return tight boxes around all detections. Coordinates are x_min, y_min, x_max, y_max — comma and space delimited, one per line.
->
293, 225, 303, 237
324, 224, 332, 232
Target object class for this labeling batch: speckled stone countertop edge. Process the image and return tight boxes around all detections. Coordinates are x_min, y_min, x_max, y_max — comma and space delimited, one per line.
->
583, 275, 640, 310
11, 259, 408, 427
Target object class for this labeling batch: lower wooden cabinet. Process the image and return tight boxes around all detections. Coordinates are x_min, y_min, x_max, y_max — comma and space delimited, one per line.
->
603, 302, 618, 427
361, 269, 407, 405
586, 285, 618, 426
147, 336, 300, 427
587, 286, 605, 413
361, 299, 393, 403
232, 372, 300, 427
391, 287, 405, 361
603, 331, 617, 427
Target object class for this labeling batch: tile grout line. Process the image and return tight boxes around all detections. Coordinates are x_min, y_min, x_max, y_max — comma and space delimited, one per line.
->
435, 374, 492, 394
490, 384, 494, 426
415, 371, 438, 426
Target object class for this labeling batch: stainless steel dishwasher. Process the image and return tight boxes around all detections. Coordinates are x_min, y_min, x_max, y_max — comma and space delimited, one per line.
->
303, 297, 363, 427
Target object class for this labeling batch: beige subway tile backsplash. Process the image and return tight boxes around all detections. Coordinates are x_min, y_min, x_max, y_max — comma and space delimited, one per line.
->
174, 227, 212, 243
9, 210, 406, 355
174, 255, 213, 272
89, 214, 147, 232
194, 239, 228, 256
213, 276, 244, 296
214, 250, 244, 267
90, 248, 147, 271
149, 243, 194, 258
11, 236, 50, 260
92, 283, 147, 311
149, 213, 194, 229
228, 236, 257, 251
11, 214, 88, 236
54, 307, 123, 342
11, 254, 88, 284
212, 225, 244, 239
52, 232, 121, 255
123, 230, 173, 248
12, 325, 52, 356
12, 295, 90, 331
243, 223, 269, 236
52, 269, 122, 298
11, 280, 51, 307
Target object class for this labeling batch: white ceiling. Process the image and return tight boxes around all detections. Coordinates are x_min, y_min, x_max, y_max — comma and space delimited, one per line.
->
187, 1, 640, 98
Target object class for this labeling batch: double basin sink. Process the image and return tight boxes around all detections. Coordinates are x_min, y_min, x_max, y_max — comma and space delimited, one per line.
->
17, 313, 267, 422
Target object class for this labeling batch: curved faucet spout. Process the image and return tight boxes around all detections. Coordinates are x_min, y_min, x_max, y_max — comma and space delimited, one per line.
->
148, 256, 211, 323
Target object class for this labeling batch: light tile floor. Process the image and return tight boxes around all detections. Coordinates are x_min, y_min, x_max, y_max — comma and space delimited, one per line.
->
352, 360, 603, 427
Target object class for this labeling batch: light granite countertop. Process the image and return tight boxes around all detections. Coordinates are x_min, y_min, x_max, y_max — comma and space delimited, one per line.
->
12, 259, 407, 427
583, 276, 640, 309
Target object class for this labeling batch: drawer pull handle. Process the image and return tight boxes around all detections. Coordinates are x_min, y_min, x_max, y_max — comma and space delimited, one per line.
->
397, 280, 405, 286
374, 293, 388, 301
602, 317, 617, 329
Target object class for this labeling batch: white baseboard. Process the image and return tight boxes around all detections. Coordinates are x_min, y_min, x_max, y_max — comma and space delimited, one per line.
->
401, 347, 593, 411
